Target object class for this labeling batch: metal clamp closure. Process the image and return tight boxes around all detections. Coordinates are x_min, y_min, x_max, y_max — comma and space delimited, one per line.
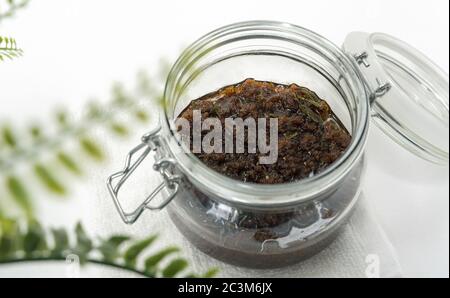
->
106, 126, 180, 224
353, 51, 392, 104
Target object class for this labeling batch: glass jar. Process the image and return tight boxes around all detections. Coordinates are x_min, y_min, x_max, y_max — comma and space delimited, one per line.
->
107, 21, 449, 268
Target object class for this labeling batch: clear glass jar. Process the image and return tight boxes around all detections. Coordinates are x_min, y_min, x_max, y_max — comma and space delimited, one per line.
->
107, 21, 449, 268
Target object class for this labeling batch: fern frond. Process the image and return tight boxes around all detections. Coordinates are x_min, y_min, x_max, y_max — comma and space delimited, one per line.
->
161, 258, 188, 277
4, 175, 33, 218
0, 36, 23, 61
0, 218, 218, 278
0, 70, 159, 216
56, 151, 83, 176
33, 163, 67, 196
0, 0, 30, 21
124, 235, 158, 268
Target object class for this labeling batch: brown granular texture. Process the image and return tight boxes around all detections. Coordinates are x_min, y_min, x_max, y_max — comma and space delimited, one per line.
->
178, 79, 351, 184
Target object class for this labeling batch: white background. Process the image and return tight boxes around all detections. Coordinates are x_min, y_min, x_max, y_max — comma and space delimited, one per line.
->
0, 0, 449, 277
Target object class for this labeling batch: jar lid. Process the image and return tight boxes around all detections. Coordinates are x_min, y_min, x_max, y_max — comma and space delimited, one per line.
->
343, 32, 449, 164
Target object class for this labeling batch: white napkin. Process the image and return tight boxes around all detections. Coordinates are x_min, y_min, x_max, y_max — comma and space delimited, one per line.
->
75, 126, 403, 278
21, 127, 401, 278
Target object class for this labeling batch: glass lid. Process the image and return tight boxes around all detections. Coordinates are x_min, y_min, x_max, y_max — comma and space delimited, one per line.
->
343, 32, 449, 164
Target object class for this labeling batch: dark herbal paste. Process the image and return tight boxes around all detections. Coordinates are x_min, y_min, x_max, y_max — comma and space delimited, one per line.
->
178, 79, 351, 183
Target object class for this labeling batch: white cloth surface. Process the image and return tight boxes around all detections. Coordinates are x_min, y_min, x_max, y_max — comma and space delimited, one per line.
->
0, 125, 405, 278
78, 128, 403, 278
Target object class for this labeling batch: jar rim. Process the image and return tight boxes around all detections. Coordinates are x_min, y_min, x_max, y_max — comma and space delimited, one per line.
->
162, 20, 369, 208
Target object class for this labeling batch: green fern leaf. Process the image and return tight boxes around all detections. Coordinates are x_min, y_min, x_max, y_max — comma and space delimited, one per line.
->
57, 151, 82, 175
98, 235, 130, 262
79, 137, 104, 161
1, 125, 17, 148
50, 228, 69, 257
135, 70, 156, 96
202, 267, 219, 278
109, 122, 129, 137
55, 109, 69, 128
74, 222, 92, 263
0, 36, 23, 61
0, 0, 30, 21
144, 246, 179, 275
162, 258, 188, 277
5, 175, 33, 217
0, 232, 16, 260
23, 220, 47, 257
0, 218, 21, 259
123, 235, 158, 267
112, 83, 131, 107
184, 269, 218, 278
29, 124, 43, 141
86, 101, 103, 120
133, 110, 149, 123
33, 164, 67, 195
